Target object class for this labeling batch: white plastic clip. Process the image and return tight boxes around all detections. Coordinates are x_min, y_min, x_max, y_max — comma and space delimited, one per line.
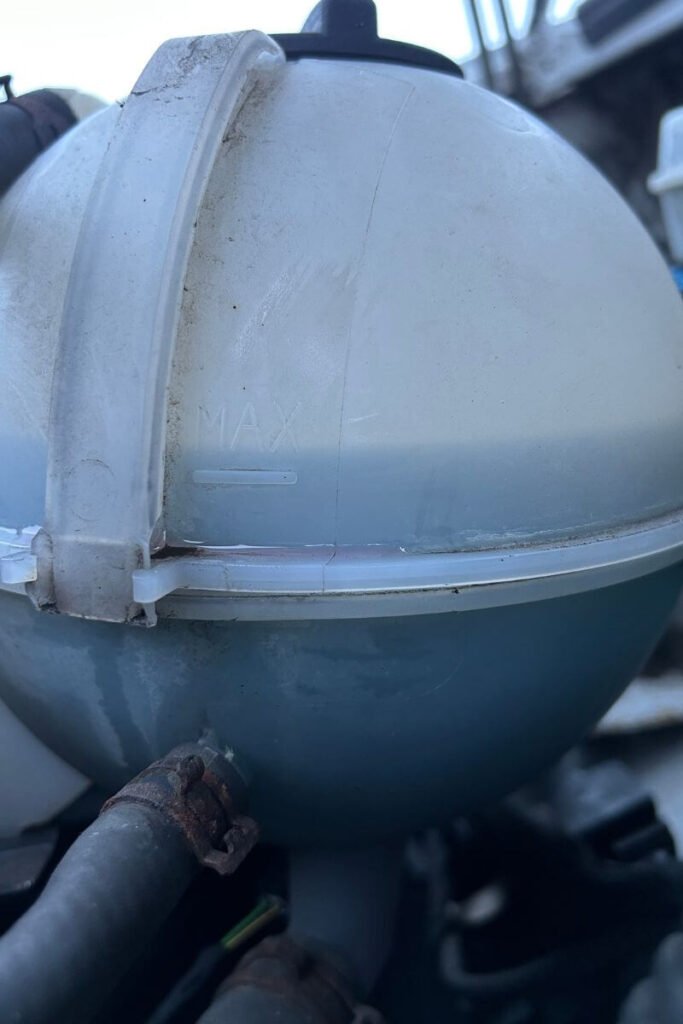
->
0, 526, 39, 592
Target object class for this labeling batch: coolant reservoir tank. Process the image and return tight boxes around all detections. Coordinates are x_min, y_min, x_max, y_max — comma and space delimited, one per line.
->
0, 5, 683, 844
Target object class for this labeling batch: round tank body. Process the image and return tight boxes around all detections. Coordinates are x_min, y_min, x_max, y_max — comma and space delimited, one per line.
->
0, 566, 681, 845
0, 33, 683, 844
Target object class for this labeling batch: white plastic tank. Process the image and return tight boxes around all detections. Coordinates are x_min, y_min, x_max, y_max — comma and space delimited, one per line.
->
0, 11, 683, 843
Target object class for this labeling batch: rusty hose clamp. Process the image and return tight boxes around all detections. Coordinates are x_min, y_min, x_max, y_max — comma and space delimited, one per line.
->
101, 743, 259, 875
218, 935, 386, 1023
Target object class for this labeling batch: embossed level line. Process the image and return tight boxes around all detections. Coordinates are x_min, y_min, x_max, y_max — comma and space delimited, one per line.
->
192, 469, 298, 486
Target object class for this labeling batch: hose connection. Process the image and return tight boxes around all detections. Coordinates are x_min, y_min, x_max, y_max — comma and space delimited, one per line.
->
101, 743, 259, 875
214, 935, 385, 1023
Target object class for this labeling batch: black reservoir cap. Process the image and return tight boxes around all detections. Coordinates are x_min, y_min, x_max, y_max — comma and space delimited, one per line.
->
272, 0, 463, 77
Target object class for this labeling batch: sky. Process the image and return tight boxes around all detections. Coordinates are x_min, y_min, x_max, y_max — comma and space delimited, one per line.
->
3, 0, 581, 102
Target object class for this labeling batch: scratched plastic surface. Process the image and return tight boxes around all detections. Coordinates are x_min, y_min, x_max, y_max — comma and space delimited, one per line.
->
1, 55, 683, 571
162, 59, 683, 552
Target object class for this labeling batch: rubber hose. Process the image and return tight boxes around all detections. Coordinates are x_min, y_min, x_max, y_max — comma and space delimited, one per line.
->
195, 935, 368, 1024
196, 846, 400, 1023
198, 987, 315, 1024
0, 802, 197, 1024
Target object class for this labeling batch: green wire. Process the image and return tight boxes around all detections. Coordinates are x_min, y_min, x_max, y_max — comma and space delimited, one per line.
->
220, 895, 285, 952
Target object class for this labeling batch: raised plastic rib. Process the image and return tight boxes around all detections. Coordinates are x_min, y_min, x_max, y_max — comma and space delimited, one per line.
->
42, 33, 285, 624
131, 512, 683, 620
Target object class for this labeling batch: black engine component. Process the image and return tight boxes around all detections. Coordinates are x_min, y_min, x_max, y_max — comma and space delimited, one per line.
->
437, 755, 683, 1023
0, 76, 76, 196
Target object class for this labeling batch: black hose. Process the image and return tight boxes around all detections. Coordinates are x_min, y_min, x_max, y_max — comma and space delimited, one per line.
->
0, 803, 196, 1024
0, 84, 76, 196
195, 935, 377, 1024
200, 987, 325, 1019
196, 846, 398, 1024
198, 987, 315, 1024
0, 744, 257, 1024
